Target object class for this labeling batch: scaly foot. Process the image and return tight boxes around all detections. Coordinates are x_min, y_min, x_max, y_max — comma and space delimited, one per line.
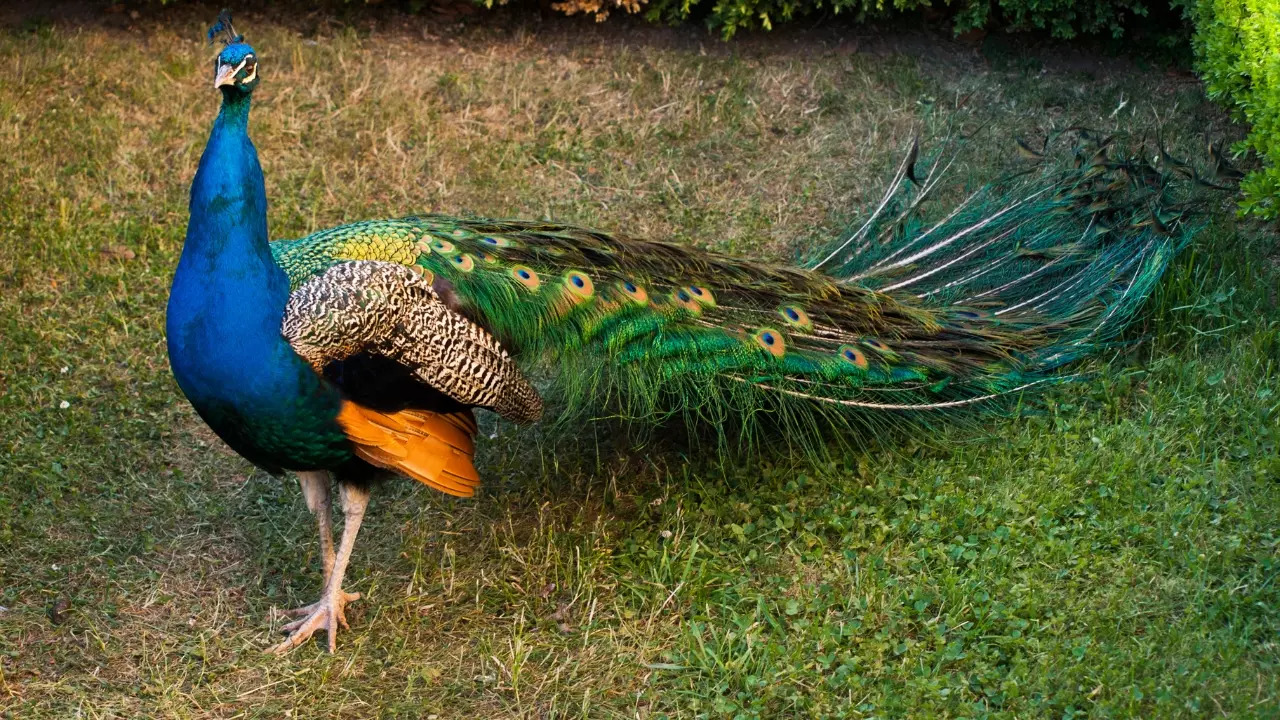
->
268, 589, 361, 654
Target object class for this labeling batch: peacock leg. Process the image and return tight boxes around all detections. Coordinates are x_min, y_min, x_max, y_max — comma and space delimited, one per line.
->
268, 482, 370, 654
296, 471, 336, 583
279, 471, 358, 620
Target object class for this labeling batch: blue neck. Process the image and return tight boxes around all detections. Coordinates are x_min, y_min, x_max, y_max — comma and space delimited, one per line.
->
179, 91, 280, 288
168, 88, 290, 397
167, 89, 349, 472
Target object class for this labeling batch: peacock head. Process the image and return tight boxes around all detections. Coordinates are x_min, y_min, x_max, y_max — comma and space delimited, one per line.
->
208, 11, 259, 95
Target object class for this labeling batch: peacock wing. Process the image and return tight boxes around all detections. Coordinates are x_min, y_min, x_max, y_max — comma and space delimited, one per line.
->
280, 259, 543, 424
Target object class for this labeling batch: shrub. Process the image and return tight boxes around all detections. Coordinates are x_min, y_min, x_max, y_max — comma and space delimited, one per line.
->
1188, 0, 1280, 219
539, 0, 1171, 40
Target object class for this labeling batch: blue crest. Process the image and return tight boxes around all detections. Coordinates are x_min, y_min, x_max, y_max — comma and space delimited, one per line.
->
207, 9, 244, 46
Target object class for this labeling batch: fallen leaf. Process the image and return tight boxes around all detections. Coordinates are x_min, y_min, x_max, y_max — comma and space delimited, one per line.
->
100, 245, 136, 261
48, 598, 70, 625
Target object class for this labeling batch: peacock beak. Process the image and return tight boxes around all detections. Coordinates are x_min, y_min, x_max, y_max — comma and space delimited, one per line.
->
214, 60, 243, 89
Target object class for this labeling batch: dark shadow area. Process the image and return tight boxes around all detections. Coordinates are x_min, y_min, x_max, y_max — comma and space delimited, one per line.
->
3, 0, 1195, 74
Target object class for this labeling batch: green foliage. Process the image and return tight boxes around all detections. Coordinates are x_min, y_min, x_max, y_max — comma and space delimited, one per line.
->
550, 0, 1177, 40
952, 0, 1157, 38
1188, 0, 1280, 218
154, 0, 1182, 43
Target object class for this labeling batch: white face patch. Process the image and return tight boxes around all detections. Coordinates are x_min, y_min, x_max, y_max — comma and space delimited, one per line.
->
214, 55, 256, 88
241, 55, 258, 84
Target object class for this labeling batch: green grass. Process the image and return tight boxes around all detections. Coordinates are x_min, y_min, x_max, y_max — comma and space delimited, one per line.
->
2, 8, 1278, 719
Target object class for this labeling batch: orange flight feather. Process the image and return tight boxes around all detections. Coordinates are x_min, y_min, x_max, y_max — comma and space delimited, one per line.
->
335, 401, 481, 497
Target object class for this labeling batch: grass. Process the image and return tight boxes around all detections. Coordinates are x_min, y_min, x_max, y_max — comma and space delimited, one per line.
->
1, 5, 1278, 718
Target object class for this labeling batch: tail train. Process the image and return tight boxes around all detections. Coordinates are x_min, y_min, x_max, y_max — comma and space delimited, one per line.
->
272, 126, 1225, 449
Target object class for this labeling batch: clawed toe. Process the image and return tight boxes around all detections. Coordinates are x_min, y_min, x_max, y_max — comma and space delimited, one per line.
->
282, 589, 361, 618
269, 590, 361, 654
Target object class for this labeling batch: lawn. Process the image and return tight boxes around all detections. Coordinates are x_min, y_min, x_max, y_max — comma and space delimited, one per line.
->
1, 5, 1277, 719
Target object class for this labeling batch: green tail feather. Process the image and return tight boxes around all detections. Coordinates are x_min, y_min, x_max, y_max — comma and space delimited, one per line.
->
270, 128, 1225, 447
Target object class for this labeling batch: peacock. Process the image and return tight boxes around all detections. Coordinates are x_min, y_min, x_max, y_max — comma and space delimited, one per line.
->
167, 13, 1215, 654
